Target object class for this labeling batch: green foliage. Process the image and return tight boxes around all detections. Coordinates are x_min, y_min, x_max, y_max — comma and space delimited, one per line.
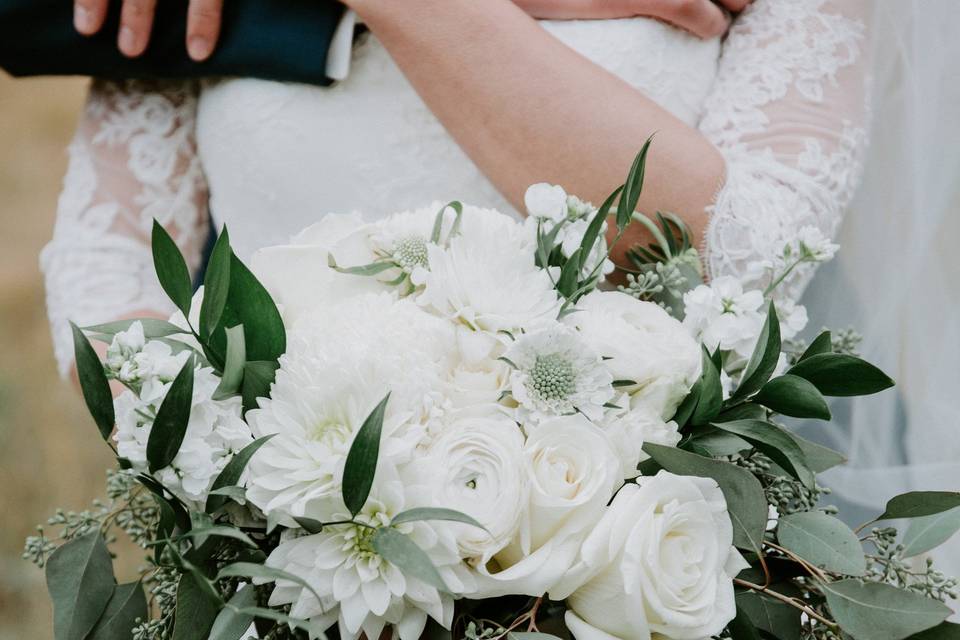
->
788, 353, 894, 397
777, 512, 866, 576
732, 302, 782, 401
820, 579, 952, 640
88, 581, 149, 640
902, 508, 960, 558
712, 419, 815, 489
754, 374, 832, 420
45, 531, 116, 640
199, 227, 232, 340
372, 527, 448, 592
152, 221, 194, 317
171, 574, 221, 640
205, 435, 275, 514
877, 492, 960, 521
342, 393, 391, 517
71, 322, 116, 441
146, 358, 196, 473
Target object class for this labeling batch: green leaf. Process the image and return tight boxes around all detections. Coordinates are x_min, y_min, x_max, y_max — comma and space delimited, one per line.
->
214, 255, 286, 363
391, 508, 488, 532
577, 187, 621, 273
212, 325, 246, 400
430, 201, 462, 244
712, 419, 815, 489
45, 531, 116, 640
909, 622, 960, 639
735, 590, 801, 640
509, 634, 565, 640
216, 562, 324, 607
240, 360, 279, 415
690, 347, 723, 425
877, 492, 960, 521
293, 517, 326, 534
88, 581, 148, 640
206, 435, 275, 513
152, 220, 194, 317
231, 607, 327, 640
171, 574, 221, 640
901, 507, 960, 558
642, 443, 767, 553
329, 257, 397, 277
83, 318, 189, 339
787, 432, 846, 473
208, 587, 256, 640
146, 358, 195, 473
800, 330, 833, 360
556, 248, 583, 298
172, 526, 258, 549
788, 353, 894, 397
726, 605, 764, 640
672, 380, 701, 427
70, 322, 115, 441
684, 429, 750, 457
777, 512, 866, 576
754, 374, 831, 420
342, 393, 391, 517
372, 527, 448, 592
616, 137, 653, 230
199, 226, 232, 339
821, 579, 951, 640
732, 302, 781, 400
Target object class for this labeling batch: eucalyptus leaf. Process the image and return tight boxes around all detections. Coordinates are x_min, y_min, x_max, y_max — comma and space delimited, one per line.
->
152, 220, 194, 317
207, 486, 247, 502
909, 622, 960, 639
70, 322, 115, 441
342, 393, 391, 517
45, 531, 116, 640
642, 443, 766, 553
213, 325, 246, 400
232, 606, 327, 640
787, 432, 846, 473
754, 374, 831, 420
725, 605, 764, 640
877, 492, 960, 521
735, 590, 801, 640
777, 511, 866, 576
684, 429, 751, 457
199, 226, 232, 339
902, 507, 960, 558
88, 581, 148, 640
146, 358, 195, 472
328, 257, 397, 277
206, 435, 275, 513
788, 353, 894, 397
216, 562, 324, 606
732, 302, 781, 400
711, 419, 814, 489
372, 527, 448, 592
821, 579, 951, 640
208, 586, 257, 640
391, 507, 488, 532
171, 574, 221, 640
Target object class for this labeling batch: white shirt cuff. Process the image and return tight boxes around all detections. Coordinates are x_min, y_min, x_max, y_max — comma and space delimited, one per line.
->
325, 9, 357, 81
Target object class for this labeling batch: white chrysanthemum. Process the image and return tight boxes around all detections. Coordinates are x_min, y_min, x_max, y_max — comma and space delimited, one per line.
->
245, 293, 458, 523
409, 407, 527, 563
416, 208, 560, 335
682, 276, 765, 360
566, 291, 700, 421
263, 480, 472, 640
504, 325, 614, 425
112, 352, 253, 506
601, 405, 682, 479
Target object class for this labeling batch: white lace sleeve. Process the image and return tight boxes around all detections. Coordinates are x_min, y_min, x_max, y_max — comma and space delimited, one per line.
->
699, 0, 871, 301
40, 80, 209, 377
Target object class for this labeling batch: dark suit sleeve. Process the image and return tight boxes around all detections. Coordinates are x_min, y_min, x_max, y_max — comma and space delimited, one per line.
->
0, 0, 345, 86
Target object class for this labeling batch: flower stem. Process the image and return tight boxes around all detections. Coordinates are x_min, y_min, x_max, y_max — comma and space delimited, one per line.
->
733, 578, 837, 629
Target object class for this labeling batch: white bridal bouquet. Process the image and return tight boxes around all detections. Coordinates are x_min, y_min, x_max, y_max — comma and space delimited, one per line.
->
27, 146, 959, 640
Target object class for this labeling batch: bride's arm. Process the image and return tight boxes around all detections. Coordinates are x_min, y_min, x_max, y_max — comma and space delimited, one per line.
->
41, 79, 209, 377
349, 0, 724, 251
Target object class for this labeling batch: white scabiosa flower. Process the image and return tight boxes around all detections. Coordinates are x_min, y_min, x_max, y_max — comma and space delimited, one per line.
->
568, 291, 701, 421
416, 209, 560, 335
524, 183, 568, 222
552, 472, 748, 640
503, 325, 614, 426
263, 480, 471, 640
245, 293, 457, 523
682, 276, 766, 361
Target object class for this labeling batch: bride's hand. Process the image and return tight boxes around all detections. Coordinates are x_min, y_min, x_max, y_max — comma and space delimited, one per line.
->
73, 0, 224, 61
512, 0, 750, 38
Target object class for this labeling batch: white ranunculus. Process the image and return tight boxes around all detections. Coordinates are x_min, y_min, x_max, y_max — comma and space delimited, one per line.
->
473, 414, 622, 598
552, 472, 748, 640
411, 407, 527, 562
682, 276, 765, 361
249, 212, 384, 324
504, 324, 614, 426
524, 183, 568, 222
568, 291, 700, 421
600, 405, 681, 479
416, 208, 560, 335
263, 479, 472, 640
245, 293, 457, 523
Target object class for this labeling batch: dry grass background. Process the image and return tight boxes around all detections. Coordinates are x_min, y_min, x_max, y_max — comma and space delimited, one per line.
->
0, 74, 116, 640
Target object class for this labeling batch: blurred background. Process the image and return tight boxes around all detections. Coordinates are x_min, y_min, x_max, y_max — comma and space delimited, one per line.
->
0, 75, 114, 640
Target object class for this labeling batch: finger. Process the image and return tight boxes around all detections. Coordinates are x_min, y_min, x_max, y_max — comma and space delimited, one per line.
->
74, 0, 108, 35
648, 0, 730, 39
186, 0, 224, 61
715, 0, 751, 13
118, 0, 158, 58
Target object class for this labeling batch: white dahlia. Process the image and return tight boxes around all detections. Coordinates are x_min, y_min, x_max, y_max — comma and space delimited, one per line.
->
503, 325, 614, 426
263, 480, 471, 640
416, 208, 560, 335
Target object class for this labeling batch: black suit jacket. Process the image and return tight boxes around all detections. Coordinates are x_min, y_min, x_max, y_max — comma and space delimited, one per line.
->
0, 0, 346, 85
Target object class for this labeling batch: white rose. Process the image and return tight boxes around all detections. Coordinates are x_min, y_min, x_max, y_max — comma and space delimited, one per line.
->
412, 408, 528, 563
567, 291, 700, 420
552, 472, 748, 640
524, 183, 568, 222
474, 414, 622, 598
